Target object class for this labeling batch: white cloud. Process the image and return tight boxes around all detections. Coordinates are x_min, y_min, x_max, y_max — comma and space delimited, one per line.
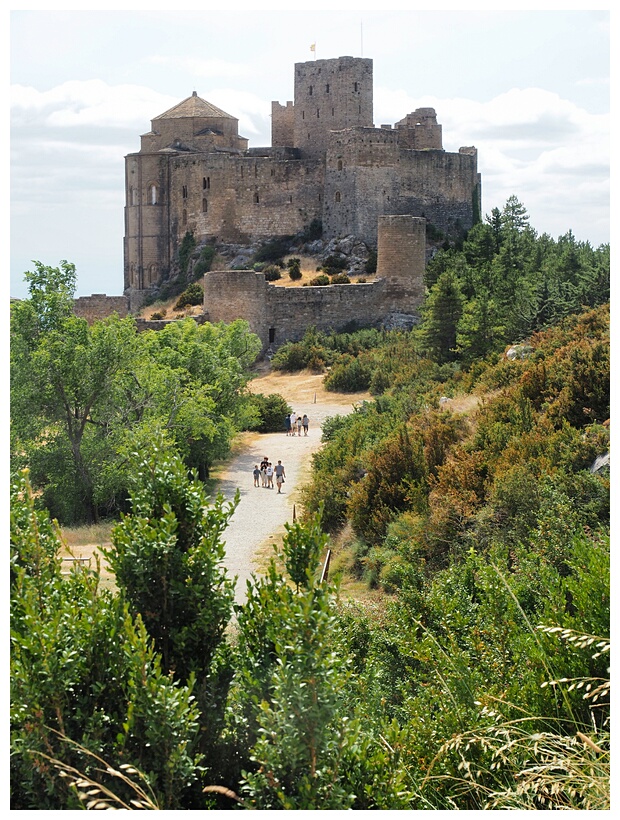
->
145, 55, 252, 79
11, 80, 178, 129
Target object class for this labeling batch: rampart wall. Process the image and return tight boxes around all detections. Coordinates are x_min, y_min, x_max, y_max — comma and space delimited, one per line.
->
203, 216, 426, 350
73, 294, 129, 324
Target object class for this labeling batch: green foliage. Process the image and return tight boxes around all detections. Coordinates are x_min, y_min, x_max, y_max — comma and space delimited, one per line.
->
365, 248, 377, 273
417, 198, 610, 365
300, 218, 323, 241
331, 272, 351, 284
104, 440, 237, 683
10, 470, 200, 810
11, 263, 262, 523
308, 273, 330, 286
193, 244, 216, 278
262, 264, 282, 281
321, 254, 347, 275
323, 352, 373, 392
227, 512, 413, 809
173, 282, 203, 310
286, 257, 302, 280
246, 392, 292, 433
420, 269, 465, 362
178, 230, 196, 277
254, 236, 293, 263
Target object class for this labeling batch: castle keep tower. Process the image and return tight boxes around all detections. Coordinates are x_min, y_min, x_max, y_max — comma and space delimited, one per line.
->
293, 56, 373, 159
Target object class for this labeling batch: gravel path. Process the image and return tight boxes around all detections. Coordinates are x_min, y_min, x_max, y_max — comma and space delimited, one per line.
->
215, 373, 366, 603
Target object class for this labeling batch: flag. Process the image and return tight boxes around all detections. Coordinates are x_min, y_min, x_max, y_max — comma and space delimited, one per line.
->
310, 43, 316, 52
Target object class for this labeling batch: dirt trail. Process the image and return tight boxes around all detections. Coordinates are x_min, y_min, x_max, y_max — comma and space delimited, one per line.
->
215, 370, 369, 603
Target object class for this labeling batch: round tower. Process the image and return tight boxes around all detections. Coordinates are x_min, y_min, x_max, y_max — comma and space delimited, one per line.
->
376, 215, 426, 314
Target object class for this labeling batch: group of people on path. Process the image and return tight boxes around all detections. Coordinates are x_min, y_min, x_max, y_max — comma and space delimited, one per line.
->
285, 412, 309, 436
251, 411, 309, 494
253, 457, 286, 493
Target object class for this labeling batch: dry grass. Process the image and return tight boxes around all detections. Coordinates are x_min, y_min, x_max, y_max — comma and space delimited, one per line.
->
59, 522, 116, 591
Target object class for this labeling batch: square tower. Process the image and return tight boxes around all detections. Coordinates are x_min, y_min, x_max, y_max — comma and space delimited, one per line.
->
293, 56, 373, 160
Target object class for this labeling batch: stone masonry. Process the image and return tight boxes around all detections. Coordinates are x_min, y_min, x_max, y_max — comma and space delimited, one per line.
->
124, 54, 481, 307
203, 215, 426, 351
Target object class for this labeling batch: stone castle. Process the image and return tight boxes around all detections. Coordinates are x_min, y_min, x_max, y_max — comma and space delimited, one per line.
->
79, 56, 482, 348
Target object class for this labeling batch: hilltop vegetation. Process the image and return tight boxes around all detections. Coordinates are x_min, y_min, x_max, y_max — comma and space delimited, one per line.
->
10, 198, 610, 809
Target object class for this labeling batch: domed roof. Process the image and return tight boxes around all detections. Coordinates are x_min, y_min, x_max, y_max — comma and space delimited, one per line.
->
153, 91, 235, 121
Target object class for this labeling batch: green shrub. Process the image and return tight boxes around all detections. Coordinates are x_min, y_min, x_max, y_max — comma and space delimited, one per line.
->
150, 310, 166, 320
301, 219, 323, 241
247, 393, 292, 433
365, 249, 377, 274
322, 255, 347, 275
331, 273, 351, 284
193, 245, 216, 278
255, 237, 293, 263
173, 282, 204, 310
287, 257, 302, 280
324, 354, 372, 392
178, 231, 196, 277
309, 274, 330, 286
263, 265, 282, 282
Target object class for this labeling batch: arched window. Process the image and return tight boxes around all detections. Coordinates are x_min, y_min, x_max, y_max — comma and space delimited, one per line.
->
203, 176, 210, 190
150, 185, 158, 205
202, 198, 208, 213
254, 192, 260, 204
182, 185, 188, 199
335, 191, 341, 203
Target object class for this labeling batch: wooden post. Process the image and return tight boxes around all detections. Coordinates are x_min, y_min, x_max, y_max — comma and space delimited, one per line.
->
320, 549, 331, 583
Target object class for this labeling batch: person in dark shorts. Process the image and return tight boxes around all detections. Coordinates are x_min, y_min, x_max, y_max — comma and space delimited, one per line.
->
274, 460, 286, 493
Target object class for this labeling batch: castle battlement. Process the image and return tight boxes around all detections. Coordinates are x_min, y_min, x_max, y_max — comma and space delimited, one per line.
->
124, 55, 481, 308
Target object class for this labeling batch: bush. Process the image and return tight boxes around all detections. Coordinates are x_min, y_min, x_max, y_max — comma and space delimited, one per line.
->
331, 273, 351, 285
322, 255, 347, 275
193, 245, 216, 277
324, 354, 372, 392
287, 258, 302, 280
255, 237, 293, 264
248, 393, 292, 433
263, 265, 282, 282
309, 274, 330, 286
301, 219, 323, 242
173, 282, 204, 310
150, 310, 166, 320
178, 231, 196, 277
365, 249, 377, 274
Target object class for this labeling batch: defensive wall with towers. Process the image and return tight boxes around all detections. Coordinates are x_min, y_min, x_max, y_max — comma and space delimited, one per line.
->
79, 54, 482, 349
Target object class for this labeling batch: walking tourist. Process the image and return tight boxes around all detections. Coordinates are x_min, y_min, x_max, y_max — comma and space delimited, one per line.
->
253, 465, 261, 487
274, 460, 286, 493
302, 414, 309, 436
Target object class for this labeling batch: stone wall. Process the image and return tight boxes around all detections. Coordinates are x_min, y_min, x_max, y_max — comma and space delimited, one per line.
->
271, 100, 295, 147
202, 215, 426, 350
74, 294, 129, 324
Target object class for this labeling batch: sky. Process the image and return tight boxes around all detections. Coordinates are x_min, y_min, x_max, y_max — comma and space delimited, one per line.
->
8, 2, 611, 299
